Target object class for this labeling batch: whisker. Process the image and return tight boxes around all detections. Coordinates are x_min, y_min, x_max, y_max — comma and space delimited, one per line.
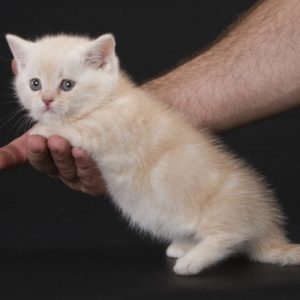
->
0, 108, 25, 128
9, 112, 28, 137
0, 101, 18, 105
24, 115, 34, 133
16, 114, 29, 136
14, 119, 26, 137
23, 116, 30, 133
23, 114, 34, 134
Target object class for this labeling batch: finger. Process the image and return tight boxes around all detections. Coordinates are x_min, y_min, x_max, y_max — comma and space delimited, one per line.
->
72, 148, 106, 196
27, 135, 58, 176
0, 133, 28, 170
11, 59, 18, 75
47, 135, 77, 181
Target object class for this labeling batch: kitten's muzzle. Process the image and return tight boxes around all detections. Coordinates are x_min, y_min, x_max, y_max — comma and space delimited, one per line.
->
42, 97, 54, 107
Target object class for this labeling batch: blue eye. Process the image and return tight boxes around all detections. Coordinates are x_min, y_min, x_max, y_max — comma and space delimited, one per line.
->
60, 79, 75, 92
30, 78, 41, 91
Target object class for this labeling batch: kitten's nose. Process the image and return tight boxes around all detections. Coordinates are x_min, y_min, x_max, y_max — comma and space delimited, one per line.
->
42, 97, 54, 107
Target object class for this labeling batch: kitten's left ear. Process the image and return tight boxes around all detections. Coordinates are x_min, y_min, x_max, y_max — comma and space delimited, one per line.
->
85, 34, 117, 70
6, 34, 34, 70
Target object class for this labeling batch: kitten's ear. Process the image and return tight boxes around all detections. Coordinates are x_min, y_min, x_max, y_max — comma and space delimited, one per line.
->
85, 34, 117, 69
5, 34, 33, 70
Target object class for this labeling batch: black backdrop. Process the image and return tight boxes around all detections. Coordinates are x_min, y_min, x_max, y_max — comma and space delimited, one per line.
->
0, 1, 300, 299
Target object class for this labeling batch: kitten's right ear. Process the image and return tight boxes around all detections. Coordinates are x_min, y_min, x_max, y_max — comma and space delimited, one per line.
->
5, 34, 34, 71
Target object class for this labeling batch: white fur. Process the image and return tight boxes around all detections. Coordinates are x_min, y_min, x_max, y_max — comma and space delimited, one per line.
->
6, 33, 300, 275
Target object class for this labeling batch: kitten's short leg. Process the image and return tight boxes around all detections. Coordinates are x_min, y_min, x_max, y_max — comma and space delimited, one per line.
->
30, 124, 55, 139
173, 234, 243, 276
166, 238, 197, 258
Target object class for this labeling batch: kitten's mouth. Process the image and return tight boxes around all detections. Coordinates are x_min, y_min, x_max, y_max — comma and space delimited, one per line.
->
43, 106, 53, 113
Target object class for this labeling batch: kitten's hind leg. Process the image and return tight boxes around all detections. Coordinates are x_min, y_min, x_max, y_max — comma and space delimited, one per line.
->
173, 234, 244, 276
166, 238, 197, 259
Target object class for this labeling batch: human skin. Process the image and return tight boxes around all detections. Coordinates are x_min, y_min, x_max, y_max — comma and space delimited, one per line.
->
1, 0, 300, 196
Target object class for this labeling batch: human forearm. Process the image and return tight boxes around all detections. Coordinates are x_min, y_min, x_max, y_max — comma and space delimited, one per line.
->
144, 0, 300, 131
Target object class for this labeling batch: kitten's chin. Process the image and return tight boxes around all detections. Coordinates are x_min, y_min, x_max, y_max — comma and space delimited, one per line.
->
34, 111, 63, 125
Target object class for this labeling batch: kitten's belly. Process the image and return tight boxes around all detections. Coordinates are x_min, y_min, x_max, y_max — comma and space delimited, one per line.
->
103, 169, 194, 241
112, 190, 190, 240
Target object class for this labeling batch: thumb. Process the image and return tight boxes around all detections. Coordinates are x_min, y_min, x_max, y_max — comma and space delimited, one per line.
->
0, 133, 28, 170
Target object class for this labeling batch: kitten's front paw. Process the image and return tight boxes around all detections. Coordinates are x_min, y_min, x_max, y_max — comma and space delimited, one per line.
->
30, 125, 54, 139
173, 256, 203, 276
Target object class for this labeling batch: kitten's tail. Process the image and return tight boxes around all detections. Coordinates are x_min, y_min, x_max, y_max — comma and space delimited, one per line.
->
249, 231, 300, 265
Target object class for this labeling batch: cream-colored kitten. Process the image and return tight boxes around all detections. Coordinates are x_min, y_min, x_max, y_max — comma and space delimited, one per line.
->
6, 33, 300, 275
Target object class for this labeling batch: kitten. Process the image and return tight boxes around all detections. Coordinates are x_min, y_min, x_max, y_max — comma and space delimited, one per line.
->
6, 33, 300, 275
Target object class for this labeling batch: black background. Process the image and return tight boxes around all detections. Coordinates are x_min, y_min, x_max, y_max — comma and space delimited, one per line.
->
0, 1, 300, 299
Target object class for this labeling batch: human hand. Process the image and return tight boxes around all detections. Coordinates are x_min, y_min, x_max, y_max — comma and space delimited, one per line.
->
0, 133, 106, 196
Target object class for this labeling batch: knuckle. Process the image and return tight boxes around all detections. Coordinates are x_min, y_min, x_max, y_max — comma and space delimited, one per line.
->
29, 158, 58, 176
60, 171, 78, 181
55, 163, 76, 177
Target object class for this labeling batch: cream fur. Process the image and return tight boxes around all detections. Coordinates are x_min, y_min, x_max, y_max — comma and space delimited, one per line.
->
6, 33, 300, 275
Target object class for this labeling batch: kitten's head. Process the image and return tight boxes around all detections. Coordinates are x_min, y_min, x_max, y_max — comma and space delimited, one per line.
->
6, 33, 119, 124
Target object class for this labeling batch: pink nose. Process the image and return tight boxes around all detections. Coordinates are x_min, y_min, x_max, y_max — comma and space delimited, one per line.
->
42, 98, 54, 107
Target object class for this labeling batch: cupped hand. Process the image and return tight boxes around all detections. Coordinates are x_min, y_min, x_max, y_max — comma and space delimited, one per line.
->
0, 133, 106, 196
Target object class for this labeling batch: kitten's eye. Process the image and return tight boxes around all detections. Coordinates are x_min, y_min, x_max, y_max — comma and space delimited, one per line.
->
60, 79, 75, 92
30, 78, 41, 91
